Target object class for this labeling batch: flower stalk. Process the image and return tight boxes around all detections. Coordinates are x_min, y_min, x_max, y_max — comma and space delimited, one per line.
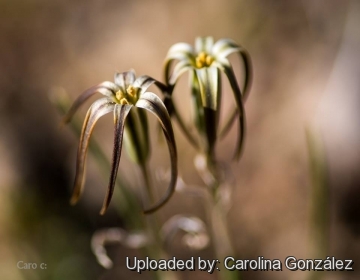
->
53, 88, 179, 280
164, 36, 252, 280
163, 36, 252, 160
55, 35, 253, 280
306, 128, 329, 280
195, 154, 240, 280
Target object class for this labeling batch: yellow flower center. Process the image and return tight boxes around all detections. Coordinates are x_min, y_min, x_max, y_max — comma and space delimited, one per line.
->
115, 85, 140, 105
126, 85, 137, 98
195, 51, 214, 68
119, 98, 129, 105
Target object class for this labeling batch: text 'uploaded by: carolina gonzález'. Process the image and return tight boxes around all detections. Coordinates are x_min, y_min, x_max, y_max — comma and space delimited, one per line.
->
125, 256, 354, 274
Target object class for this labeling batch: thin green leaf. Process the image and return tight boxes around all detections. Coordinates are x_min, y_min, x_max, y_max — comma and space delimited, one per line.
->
70, 98, 115, 205
164, 59, 175, 92
190, 70, 205, 134
195, 67, 220, 110
219, 109, 237, 138
191, 70, 221, 158
137, 107, 149, 154
164, 60, 191, 130
213, 39, 253, 101
100, 104, 132, 215
136, 92, 177, 214
214, 60, 246, 160
160, 94, 199, 150
63, 82, 118, 123
169, 60, 193, 85
171, 98, 200, 149
164, 42, 195, 89
123, 108, 149, 164
203, 107, 218, 160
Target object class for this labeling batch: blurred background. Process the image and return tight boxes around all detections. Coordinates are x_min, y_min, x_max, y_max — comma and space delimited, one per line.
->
0, 0, 359, 279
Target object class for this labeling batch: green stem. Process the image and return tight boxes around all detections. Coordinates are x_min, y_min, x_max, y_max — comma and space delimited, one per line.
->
306, 129, 329, 280
172, 101, 200, 150
140, 163, 156, 204
219, 109, 237, 139
140, 162, 179, 280
200, 155, 240, 280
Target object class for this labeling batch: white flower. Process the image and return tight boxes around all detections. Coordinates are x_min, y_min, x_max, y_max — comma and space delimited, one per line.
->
164, 37, 252, 159
64, 70, 177, 215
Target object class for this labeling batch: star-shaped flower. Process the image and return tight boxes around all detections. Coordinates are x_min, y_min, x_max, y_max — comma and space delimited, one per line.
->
164, 37, 252, 159
64, 70, 177, 215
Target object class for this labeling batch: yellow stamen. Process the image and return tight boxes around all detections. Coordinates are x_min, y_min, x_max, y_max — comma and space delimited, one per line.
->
195, 51, 214, 68
206, 55, 214, 66
126, 85, 136, 97
120, 98, 129, 105
126, 85, 140, 105
196, 57, 203, 68
116, 90, 123, 101
198, 52, 206, 62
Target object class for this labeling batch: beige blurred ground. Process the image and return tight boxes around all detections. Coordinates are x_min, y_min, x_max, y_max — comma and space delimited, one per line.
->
0, 0, 359, 279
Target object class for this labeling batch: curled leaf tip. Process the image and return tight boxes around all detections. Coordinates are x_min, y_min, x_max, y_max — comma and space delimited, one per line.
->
233, 146, 243, 161
100, 104, 131, 215
70, 190, 80, 206
136, 92, 178, 215
142, 192, 177, 214
100, 192, 117, 215
99, 205, 107, 216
